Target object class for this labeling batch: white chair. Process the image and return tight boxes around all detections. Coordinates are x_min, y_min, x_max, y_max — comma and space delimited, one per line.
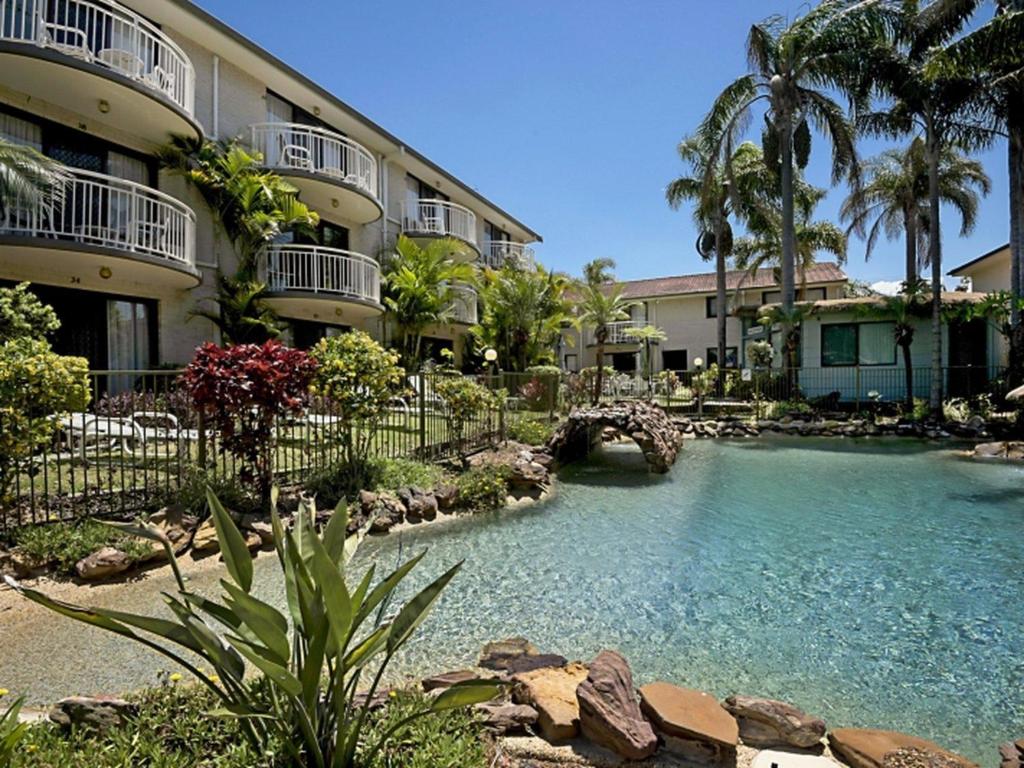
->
60, 413, 143, 462
137, 213, 170, 255
37, 19, 92, 61
278, 134, 312, 170
142, 65, 176, 98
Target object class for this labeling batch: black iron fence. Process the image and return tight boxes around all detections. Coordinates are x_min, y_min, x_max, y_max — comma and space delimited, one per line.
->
1, 370, 504, 531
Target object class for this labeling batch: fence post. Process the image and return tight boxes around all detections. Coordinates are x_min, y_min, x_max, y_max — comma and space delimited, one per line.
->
417, 375, 427, 457
499, 399, 506, 444
197, 409, 207, 468
855, 366, 862, 412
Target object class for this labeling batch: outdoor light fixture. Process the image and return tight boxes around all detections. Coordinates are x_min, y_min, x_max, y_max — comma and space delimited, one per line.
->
98, 99, 110, 114
331, 198, 339, 208
693, 356, 704, 369
99, 266, 112, 279
484, 348, 498, 363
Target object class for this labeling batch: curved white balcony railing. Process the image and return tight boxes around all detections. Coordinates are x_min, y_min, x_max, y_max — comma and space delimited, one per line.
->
484, 241, 535, 269
0, 166, 196, 268
265, 245, 380, 304
402, 199, 478, 249
0, 0, 196, 117
448, 284, 478, 325
250, 123, 379, 202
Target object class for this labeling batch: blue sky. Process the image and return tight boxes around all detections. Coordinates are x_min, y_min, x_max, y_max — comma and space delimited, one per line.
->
201, 0, 1008, 288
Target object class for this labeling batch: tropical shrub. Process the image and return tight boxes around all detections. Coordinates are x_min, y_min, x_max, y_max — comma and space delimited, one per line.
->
764, 400, 813, 419
0, 338, 90, 502
517, 377, 547, 411
12, 520, 152, 575
7, 490, 499, 768
433, 375, 501, 457
561, 373, 590, 410
524, 365, 561, 377
746, 340, 775, 369
309, 331, 406, 488
0, 282, 59, 343
374, 458, 447, 493
305, 458, 449, 509
183, 341, 316, 501
506, 417, 554, 446
455, 466, 510, 511
657, 370, 681, 396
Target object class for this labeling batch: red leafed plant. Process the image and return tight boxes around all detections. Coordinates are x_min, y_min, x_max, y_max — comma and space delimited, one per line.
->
183, 341, 316, 501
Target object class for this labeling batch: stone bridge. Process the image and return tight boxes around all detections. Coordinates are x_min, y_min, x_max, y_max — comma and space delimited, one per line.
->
547, 401, 682, 473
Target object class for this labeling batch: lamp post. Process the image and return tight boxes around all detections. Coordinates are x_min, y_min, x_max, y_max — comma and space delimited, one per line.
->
484, 347, 498, 380
693, 356, 704, 419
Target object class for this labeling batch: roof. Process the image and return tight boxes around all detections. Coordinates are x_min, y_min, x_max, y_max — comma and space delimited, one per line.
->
771, 291, 987, 314
948, 243, 1009, 276
614, 262, 847, 299
165, 0, 542, 243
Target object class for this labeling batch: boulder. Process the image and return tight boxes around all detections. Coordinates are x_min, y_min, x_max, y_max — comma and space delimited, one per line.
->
246, 520, 275, 547
191, 518, 220, 553
358, 490, 378, 515
480, 637, 540, 670
512, 662, 589, 742
141, 505, 196, 560
50, 695, 136, 730
421, 670, 478, 692
639, 682, 738, 763
434, 483, 459, 509
974, 442, 1006, 458
723, 694, 826, 748
881, 748, 973, 768
502, 653, 569, 676
475, 702, 539, 734
828, 728, 976, 768
75, 547, 132, 581
576, 650, 657, 760
368, 493, 406, 533
0, 549, 40, 578
401, 488, 438, 522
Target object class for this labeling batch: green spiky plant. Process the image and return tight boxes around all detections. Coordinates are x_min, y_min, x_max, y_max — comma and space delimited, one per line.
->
0, 692, 29, 767
5, 489, 499, 768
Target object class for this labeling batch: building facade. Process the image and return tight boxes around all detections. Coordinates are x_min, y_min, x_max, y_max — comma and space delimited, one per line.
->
0, 0, 539, 374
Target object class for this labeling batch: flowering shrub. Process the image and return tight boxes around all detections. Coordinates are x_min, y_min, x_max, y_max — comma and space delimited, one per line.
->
0, 282, 60, 343
182, 341, 316, 500
0, 339, 89, 502
561, 372, 590, 410
518, 377, 547, 410
309, 331, 405, 486
433, 375, 502, 458
455, 465, 510, 511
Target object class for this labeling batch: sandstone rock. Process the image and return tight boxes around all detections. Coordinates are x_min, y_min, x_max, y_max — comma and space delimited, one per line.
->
368, 493, 406, 533
829, 728, 976, 768
351, 690, 390, 711
723, 694, 825, 748
576, 650, 656, 760
75, 547, 132, 580
998, 743, 1023, 762
480, 636, 540, 670
512, 662, 589, 742
421, 670, 477, 692
191, 518, 220, 552
882, 747, 972, 768
50, 695, 136, 730
639, 681, 738, 762
434, 483, 458, 509
0, 549, 40, 578
358, 490, 378, 515
246, 520, 275, 547
475, 702, 539, 734
404, 488, 438, 522
548, 401, 681, 473
501, 653, 569, 676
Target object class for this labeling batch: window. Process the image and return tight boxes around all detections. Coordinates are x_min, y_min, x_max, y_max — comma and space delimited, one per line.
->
762, 290, 781, 305
662, 349, 687, 371
821, 322, 896, 366
706, 347, 738, 368
563, 353, 579, 372
107, 300, 153, 393
610, 352, 637, 372
0, 112, 41, 150
803, 287, 827, 301
762, 287, 827, 304
705, 296, 717, 318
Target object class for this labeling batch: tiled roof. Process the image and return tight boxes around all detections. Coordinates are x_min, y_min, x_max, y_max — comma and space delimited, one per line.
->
614, 262, 846, 299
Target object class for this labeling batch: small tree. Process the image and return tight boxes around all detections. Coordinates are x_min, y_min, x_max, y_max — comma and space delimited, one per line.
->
433, 374, 502, 461
0, 339, 90, 503
183, 341, 316, 503
0, 283, 60, 343
623, 324, 667, 398
309, 331, 406, 489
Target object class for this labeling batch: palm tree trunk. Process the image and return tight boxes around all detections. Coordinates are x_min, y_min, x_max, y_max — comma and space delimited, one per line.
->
1008, 96, 1023, 379
593, 340, 605, 406
904, 208, 918, 287
926, 116, 943, 417
778, 117, 797, 380
715, 215, 727, 398
901, 337, 914, 411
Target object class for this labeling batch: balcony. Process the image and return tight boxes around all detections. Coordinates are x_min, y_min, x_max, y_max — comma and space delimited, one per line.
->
590, 320, 648, 345
446, 284, 478, 325
0, 0, 199, 143
402, 199, 478, 261
483, 241, 535, 270
250, 123, 381, 224
0, 167, 198, 290
262, 244, 383, 325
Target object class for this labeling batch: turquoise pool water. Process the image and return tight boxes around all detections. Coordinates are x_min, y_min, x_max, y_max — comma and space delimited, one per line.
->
3, 438, 1021, 762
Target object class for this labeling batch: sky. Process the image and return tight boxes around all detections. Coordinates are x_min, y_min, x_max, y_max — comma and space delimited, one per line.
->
200, 0, 1009, 290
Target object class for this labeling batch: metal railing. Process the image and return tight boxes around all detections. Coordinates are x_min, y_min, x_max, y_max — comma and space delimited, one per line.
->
0, 0, 196, 116
1, 370, 505, 530
447, 284, 478, 325
249, 122, 379, 203
402, 199, 478, 248
0, 167, 196, 268
600, 320, 648, 345
265, 245, 380, 304
483, 241, 535, 269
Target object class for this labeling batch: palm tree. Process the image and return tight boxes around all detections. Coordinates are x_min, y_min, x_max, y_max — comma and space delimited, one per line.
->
622, 324, 667, 397
858, 0, 995, 414
859, 281, 929, 410
382, 235, 475, 368
0, 138, 69, 211
582, 257, 616, 288
191, 276, 284, 345
699, 0, 887, 358
840, 138, 990, 286
577, 280, 635, 406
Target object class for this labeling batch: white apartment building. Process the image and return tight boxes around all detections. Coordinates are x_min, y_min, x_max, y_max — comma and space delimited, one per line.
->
0, 0, 540, 372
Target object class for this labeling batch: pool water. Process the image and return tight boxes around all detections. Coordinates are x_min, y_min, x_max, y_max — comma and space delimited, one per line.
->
3, 438, 1022, 762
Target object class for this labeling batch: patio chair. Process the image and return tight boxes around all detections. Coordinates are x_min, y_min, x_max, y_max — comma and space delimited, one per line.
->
36, 19, 92, 61
142, 65, 176, 98
137, 213, 170, 255
277, 133, 312, 170
60, 413, 143, 462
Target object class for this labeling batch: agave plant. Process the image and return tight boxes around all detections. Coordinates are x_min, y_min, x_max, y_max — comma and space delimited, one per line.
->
5, 490, 498, 768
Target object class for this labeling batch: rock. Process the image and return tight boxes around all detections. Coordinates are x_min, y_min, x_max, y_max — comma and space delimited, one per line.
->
828, 728, 976, 768
639, 682, 738, 763
0, 549, 40, 578
475, 702, 538, 734
501, 654, 569, 676
147, 505, 196, 555
480, 637, 540, 670
50, 695, 136, 730
351, 690, 390, 711
421, 670, 477, 692
576, 650, 657, 760
75, 547, 132, 580
368, 493, 406, 533
434, 483, 458, 509
358, 490, 378, 515
548, 401, 681, 473
246, 520, 275, 547
723, 694, 826, 748
191, 518, 220, 553
404, 488, 438, 522
998, 743, 1023, 762
512, 662, 589, 742
1008, 442, 1024, 460
882, 747, 973, 768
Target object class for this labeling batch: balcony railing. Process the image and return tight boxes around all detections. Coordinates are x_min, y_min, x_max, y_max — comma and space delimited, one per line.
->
402, 199, 478, 248
448, 284, 478, 325
250, 123, 379, 202
483, 241, 535, 269
0, 166, 196, 268
602, 320, 648, 344
0, 0, 195, 117
265, 245, 380, 304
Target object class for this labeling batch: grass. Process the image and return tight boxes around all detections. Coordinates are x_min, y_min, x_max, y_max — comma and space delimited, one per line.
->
11, 684, 489, 768
9, 518, 153, 575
